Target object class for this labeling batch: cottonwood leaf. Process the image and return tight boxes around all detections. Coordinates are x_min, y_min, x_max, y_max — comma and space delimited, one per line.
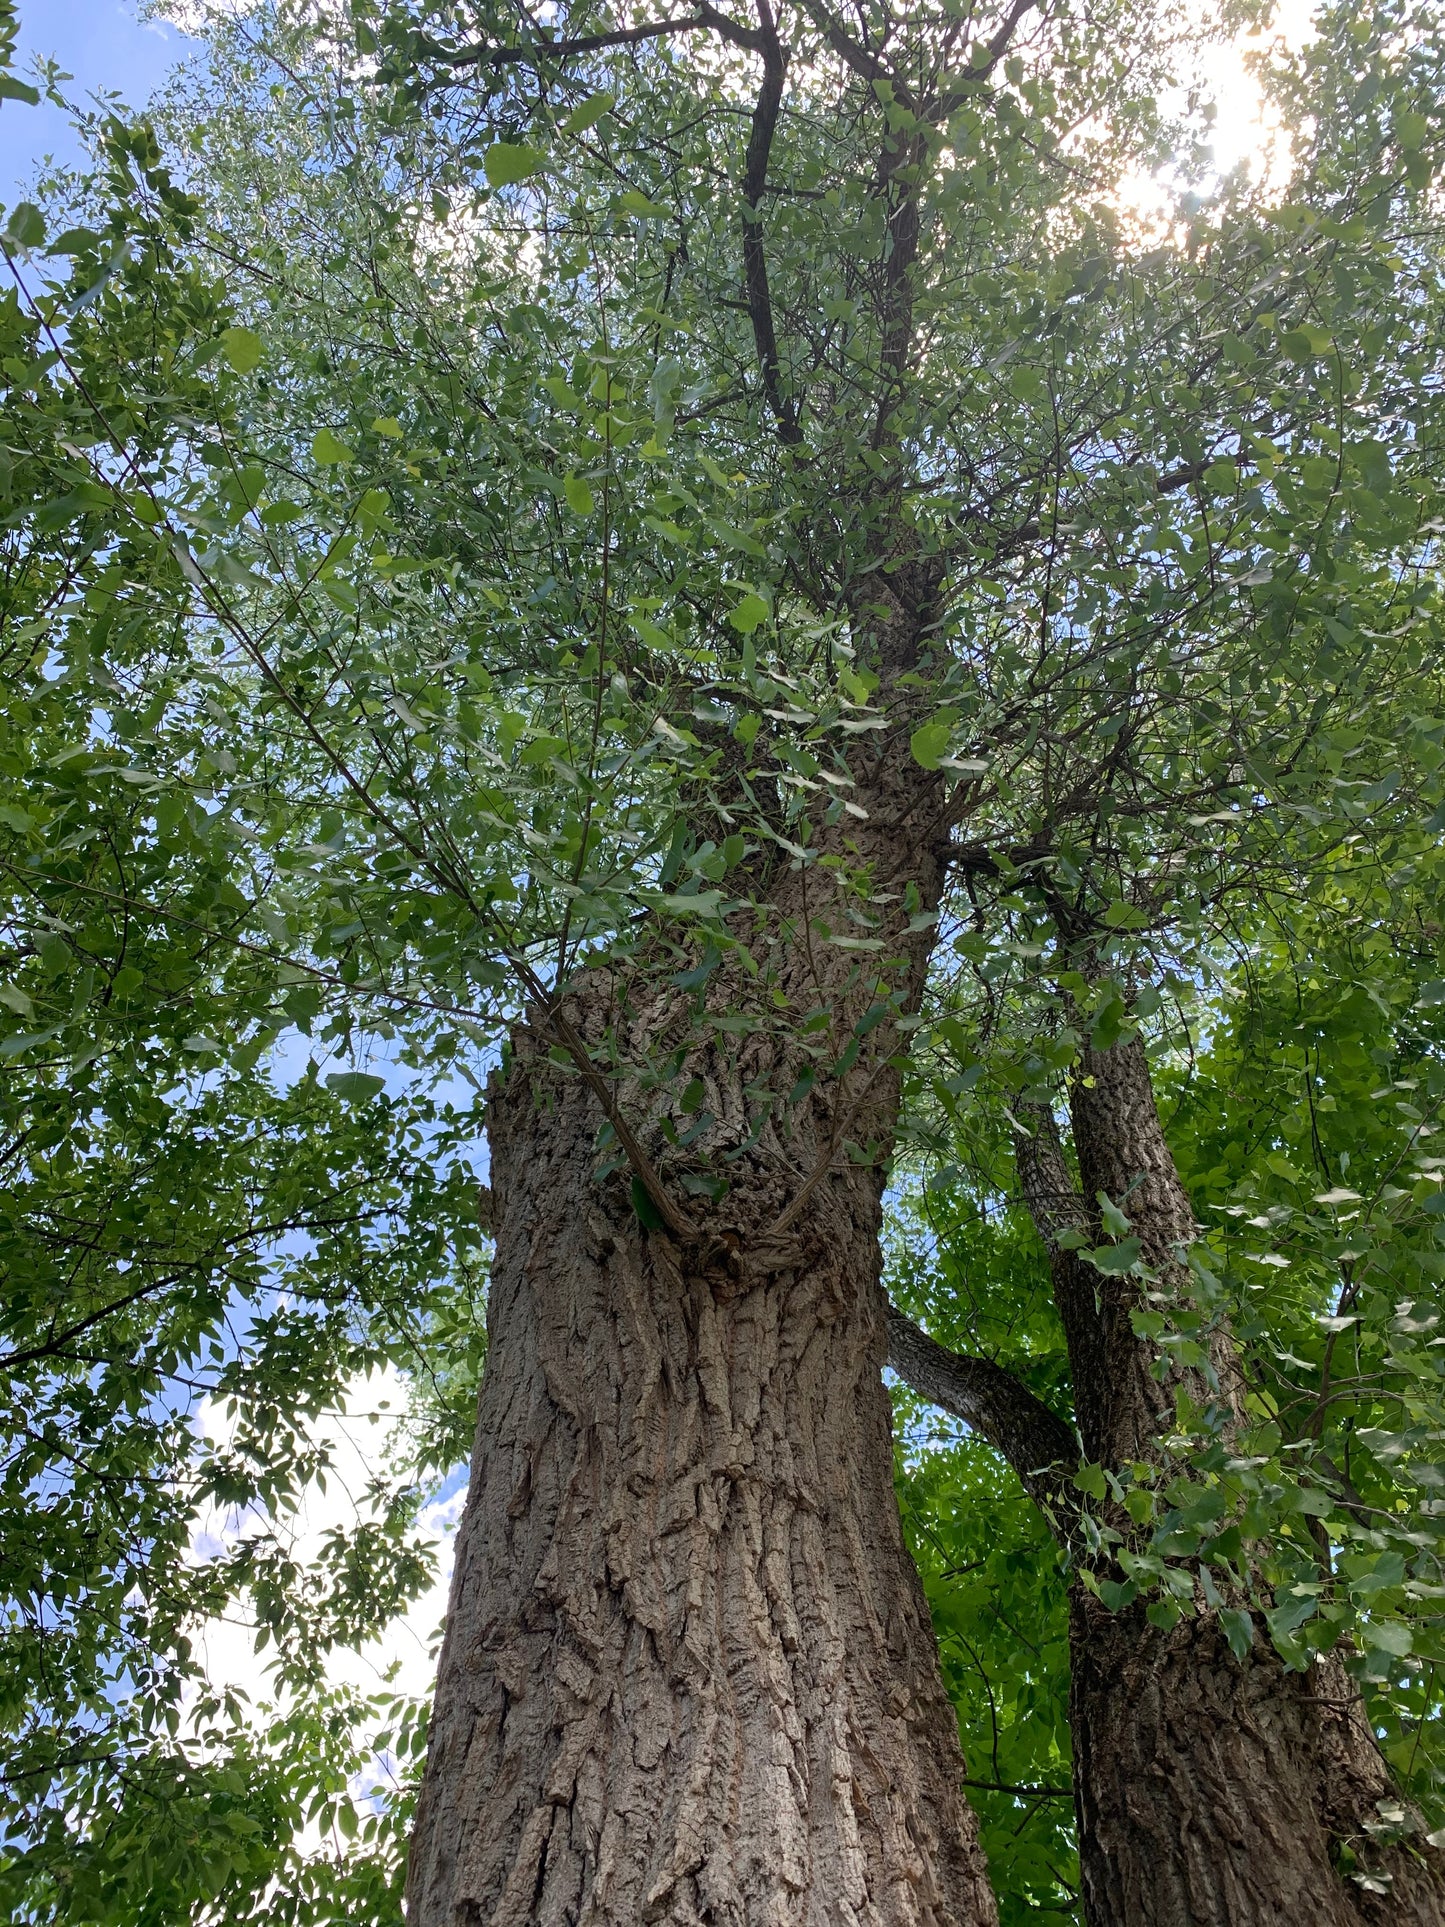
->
219, 326, 264, 373
563, 93, 613, 134
909, 722, 951, 769
1084, 1237, 1143, 1275
311, 427, 352, 465
728, 592, 768, 635
485, 143, 545, 188
326, 1070, 386, 1101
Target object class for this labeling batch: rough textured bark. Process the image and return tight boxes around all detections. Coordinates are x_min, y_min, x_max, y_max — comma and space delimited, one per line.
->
1056, 1035, 1445, 1926
884, 1304, 1079, 1524
1070, 1593, 1445, 1927
896, 1011, 1445, 1925
1068, 1033, 1243, 1465
407, 568, 997, 1926
406, 1039, 996, 1926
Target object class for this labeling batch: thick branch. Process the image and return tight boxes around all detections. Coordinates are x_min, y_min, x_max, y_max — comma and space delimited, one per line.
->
886, 1303, 1078, 1529
934, 0, 1043, 117
430, 12, 708, 70
873, 126, 924, 447
793, 0, 906, 99
427, 2, 767, 70
1013, 1099, 1090, 1259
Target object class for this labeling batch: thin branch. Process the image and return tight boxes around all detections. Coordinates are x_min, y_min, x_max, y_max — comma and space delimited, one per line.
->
962, 1778, 1074, 1801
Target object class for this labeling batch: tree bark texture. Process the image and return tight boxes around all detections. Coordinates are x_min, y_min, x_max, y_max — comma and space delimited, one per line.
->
405, 1028, 995, 1927
407, 572, 997, 1926
1070, 1592, 1445, 1927
1050, 1035, 1445, 1925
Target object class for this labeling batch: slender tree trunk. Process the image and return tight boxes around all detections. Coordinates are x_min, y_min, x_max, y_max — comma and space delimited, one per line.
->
1059, 1035, 1445, 1926
407, 575, 998, 1924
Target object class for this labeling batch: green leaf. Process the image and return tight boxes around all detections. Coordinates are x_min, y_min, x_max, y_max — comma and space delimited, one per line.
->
630, 1173, 666, 1230
563, 474, 595, 516
1009, 364, 1045, 404
1395, 110, 1428, 151
46, 226, 102, 256
1084, 1237, 1143, 1275
727, 592, 768, 635
909, 722, 951, 770
617, 188, 668, 218
219, 326, 264, 373
1101, 899, 1148, 929
1220, 1609, 1256, 1659
1097, 1192, 1132, 1237
1073, 1463, 1108, 1502
562, 92, 613, 134
1266, 1591, 1319, 1640
311, 426, 352, 465
3, 201, 44, 248
326, 1070, 386, 1101
484, 142, 546, 188
0, 74, 40, 106
1362, 1619, 1413, 1658
1281, 322, 1333, 361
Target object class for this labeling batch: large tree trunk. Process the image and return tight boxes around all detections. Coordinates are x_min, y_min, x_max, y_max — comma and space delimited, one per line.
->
405, 1018, 996, 1926
406, 566, 997, 1925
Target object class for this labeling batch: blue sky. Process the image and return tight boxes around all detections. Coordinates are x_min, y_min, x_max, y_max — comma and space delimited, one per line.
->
0, 1, 195, 201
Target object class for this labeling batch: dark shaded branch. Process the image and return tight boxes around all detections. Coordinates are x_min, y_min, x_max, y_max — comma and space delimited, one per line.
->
934, 0, 1043, 117
976, 441, 1265, 560
428, 12, 711, 70
740, 1, 802, 443
793, 0, 905, 98
873, 126, 924, 447
426, 2, 767, 70
1013, 1099, 1107, 1461
962, 1778, 1075, 1800
886, 1302, 1079, 1530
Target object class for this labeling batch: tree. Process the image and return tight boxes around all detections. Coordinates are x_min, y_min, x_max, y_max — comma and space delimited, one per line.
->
4, 0, 1445, 1919
0, 78, 484, 1924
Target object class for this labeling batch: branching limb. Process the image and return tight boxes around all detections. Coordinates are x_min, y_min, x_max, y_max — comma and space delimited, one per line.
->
886, 1302, 1079, 1530
792, 0, 905, 98
424, 2, 769, 70
740, 0, 802, 444
426, 12, 713, 71
934, 0, 1043, 116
